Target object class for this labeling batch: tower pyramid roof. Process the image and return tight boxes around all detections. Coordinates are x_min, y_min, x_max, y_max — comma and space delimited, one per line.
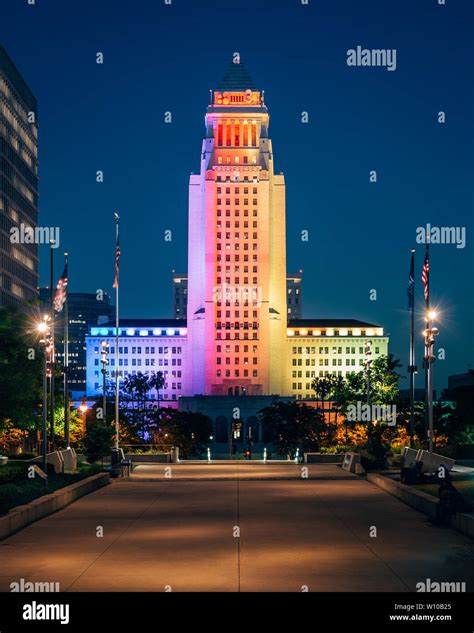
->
216, 59, 257, 91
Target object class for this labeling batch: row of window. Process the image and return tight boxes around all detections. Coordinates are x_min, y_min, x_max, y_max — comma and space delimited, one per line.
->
216, 232, 258, 240
216, 311, 258, 319
292, 358, 363, 367
93, 346, 182, 354
292, 346, 380, 355
217, 198, 258, 206
216, 333, 258, 340
215, 174, 259, 183
216, 121, 258, 147
216, 370, 258, 378
216, 209, 258, 217
217, 345, 258, 353
216, 254, 258, 263
216, 358, 258, 365
96, 358, 183, 367
217, 187, 258, 195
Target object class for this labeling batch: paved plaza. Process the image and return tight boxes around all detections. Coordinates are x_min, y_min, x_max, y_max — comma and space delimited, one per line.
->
1, 463, 473, 592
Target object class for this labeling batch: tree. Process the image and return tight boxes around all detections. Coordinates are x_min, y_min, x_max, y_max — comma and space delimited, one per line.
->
149, 371, 165, 407
258, 401, 328, 457
121, 373, 154, 440
83, 421, 114, 464
0, 306, 43, 430
163, 410, 213, 459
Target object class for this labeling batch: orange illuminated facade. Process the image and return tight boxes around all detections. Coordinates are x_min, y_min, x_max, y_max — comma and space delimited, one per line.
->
186, 59, 287, 396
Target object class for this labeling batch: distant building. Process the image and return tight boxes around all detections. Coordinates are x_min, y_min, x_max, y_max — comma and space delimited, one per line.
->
172, 271, 187, 320
40, 289, 114, 397
448, 372, 474, 391
286, 271, 303, 319
0, 45, 39, 306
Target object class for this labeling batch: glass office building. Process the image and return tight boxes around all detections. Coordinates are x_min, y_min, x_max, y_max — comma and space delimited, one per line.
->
0, 45, 39, 306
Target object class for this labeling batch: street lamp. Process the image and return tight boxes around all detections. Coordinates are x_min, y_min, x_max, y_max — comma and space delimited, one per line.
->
37, 316, 51, 475
423, 312, 440, 473
79, 400, 88, 430
364, 340, 373, 434
100, 341, 109, 421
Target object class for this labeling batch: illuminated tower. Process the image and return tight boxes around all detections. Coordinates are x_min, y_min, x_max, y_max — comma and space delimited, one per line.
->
186, 58, 287, 396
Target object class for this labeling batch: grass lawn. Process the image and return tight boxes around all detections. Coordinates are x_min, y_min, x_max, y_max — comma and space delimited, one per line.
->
414, 474, 474, 512
0, 461, 103, 515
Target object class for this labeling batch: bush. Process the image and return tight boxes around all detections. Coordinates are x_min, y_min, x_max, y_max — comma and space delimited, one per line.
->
0, 462, 28, 484
0, 463, 102, 515
84, 422, 114, 464
360, 450, 387, 471
7, 452, 37, 460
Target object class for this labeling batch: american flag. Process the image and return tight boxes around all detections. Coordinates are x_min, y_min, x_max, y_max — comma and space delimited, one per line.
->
54, 263, 68, 312
113, 235, 120, 289
421, 250, 430, 302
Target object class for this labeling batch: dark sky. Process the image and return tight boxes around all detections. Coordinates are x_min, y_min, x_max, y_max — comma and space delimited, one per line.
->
2, 0, 473, 390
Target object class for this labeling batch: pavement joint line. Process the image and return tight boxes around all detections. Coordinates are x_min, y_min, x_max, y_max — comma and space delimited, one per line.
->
65, 482, 167, 592
236, 461, 241, 593
311, 485, 412, 591
121, 476, 358, 483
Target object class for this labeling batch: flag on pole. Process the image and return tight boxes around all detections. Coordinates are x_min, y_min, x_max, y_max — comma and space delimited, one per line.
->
113, 234, 120, 289
53, 262, 68, 312
421, 248, 430, 303
408, 250, 415, 310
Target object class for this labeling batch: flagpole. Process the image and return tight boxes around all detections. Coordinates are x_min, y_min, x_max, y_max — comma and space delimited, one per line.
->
49, 240, 55, 448
408, 249, 416, 448
424, 239, 430, 453
114, 213, 120, 451
63, 251, 70, 448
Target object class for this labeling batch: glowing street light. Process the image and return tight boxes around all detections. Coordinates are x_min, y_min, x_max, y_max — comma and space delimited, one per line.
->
423, 310, 440, 473
37, 316, 51, 476
364, 340, 373, 433
79, 400, 88, 429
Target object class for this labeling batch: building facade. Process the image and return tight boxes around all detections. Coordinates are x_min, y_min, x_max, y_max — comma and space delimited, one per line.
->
172, 271, 187, 320
0, 45, 39, 306
86, 318, 388, 401
86, 320, 187, 404
286, 271, 303, 319
186, 60, 287, 397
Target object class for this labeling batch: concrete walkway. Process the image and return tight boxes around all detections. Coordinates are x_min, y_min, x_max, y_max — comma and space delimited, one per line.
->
128, 462, 357, 481
1, 464, 473, 592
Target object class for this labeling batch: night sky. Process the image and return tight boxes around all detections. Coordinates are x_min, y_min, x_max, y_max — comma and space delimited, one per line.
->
2, 0, 472, 390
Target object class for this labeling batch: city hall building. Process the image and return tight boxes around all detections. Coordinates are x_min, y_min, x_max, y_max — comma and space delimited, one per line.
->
86, 60, 388, 446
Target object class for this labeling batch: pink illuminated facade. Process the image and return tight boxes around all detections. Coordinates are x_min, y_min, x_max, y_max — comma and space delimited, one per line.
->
186, 59, 288, 397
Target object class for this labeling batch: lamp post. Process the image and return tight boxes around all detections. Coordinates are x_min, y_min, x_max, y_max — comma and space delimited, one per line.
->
37, 316, 51, 475
100, 341, 109, 422
364, 340, 373, 434
423, 311, 439, 473
79, 400, 88, 431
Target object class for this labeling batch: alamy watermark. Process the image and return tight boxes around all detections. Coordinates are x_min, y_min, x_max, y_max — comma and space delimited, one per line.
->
212, 283, 263, 307
416, 578, 466, 593
416, 223, 466, 249
10, 223, 60, 248
346, 402, 396, 426
346, 46, 397, 72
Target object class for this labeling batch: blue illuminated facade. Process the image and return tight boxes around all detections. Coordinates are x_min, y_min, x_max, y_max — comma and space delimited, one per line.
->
86, 319, 187, 405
